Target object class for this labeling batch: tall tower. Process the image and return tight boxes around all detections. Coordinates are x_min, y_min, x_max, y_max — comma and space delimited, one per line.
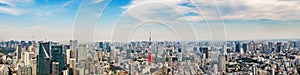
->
51, 44, 64, 73
37, 42, 51, 75
148, 32, 153, 62
222, 42, 227, 55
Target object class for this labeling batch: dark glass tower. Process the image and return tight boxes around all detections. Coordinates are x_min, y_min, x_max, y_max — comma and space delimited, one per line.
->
51, 45, 65, 74
99, 42, 103, 49
242, 43, 248, 53
37, 42, 51, 75
236, 42, 241, 53
276, 42, 281, 53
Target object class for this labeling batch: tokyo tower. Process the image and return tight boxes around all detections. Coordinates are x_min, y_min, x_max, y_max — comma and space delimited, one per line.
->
147, 32, 153, 62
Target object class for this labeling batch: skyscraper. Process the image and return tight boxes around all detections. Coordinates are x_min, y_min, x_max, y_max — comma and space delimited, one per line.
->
66, 49, 71, 65
78, 44, 87, 62
99, 42, 103, 50
51, 44, 65, 73
201, 47, 209, 59
70, 40, 78, 62
37, 42, 51, 75
52, 62, 59, 75
24, 52, 30, 66
104, 42, 109, 52
276, 42, 282, 53
178, 48, 182, 62
17, 44, 22, 61
268, 42, 274, 52
235, 42, 241, 53
242, 43, 248, 54
18, 66, 32, 75
158, 42, 164, 58
31, 59, 37, 75
126, 47, 131, 59
70, 40, 78, 51
222, 42, 227, 55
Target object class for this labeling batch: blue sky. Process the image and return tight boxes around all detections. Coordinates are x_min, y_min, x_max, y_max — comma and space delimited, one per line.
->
0, 0, 300, 43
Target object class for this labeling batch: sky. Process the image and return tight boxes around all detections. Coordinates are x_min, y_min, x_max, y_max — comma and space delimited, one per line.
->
0, 0, 300, 43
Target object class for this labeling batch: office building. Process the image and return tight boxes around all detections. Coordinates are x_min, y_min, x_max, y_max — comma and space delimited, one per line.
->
51, 44, 65, 73
52, 62, 59, 75
37, 42, 51, 75
78, 44, 87, 62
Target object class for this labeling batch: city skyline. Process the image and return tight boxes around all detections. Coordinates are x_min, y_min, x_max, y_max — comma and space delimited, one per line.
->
0, 0, 300, 42
2, 0, 300, 75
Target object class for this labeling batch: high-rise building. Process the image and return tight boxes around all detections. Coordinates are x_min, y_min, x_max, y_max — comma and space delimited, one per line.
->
52, 62, 59, 75
222, 42, 227, 55
66, 49, 71, 65
158, 42, 164, 58
24, 52, 30, 66
70, 40, 78, 51
70, 58, 76, 69
178, 48, 182, 62
0, 65, 9, 75
262, 43, 269, 53
70, 40, 78, 62
99, 42, 103, 49
110, 46, 116, 60
201, 47, 209, 59
21, 47, 25, 62
104, 42, 109, 52
63, 45, 70, 54
77, 67, 85, 75
268, 42, 274, 52
62, 69, 69, 75
248, 42, 253, 51
31, 59, 37, 75
276, 42, 282, 53
70, 50, 76, 59
17, 44, 22, 61
51, 44, 65, 73
254, 41, 258, 50
235, 42, 241, 53
37, 42, 51, 75
242, 43, 248, 53
18, 66, 32, 75
98, 49, 103, 61
126, 48, 131, 59
78, 44, 87, 62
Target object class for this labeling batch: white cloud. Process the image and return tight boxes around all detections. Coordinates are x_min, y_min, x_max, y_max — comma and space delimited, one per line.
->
0, 0, 34, 15
123, 0, 193, 22
0, 7, 22, 15
123, 0, 300, 22
94, 0, 103, 4
116, 0, 300, 41
0, 0, 15, 7
0, 0, 73, 17
191, 0, 300, 21
113, 0, 202, 41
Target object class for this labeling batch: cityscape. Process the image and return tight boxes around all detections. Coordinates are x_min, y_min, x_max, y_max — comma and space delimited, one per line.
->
1, 0, 300, 75
2, 39, 300, 75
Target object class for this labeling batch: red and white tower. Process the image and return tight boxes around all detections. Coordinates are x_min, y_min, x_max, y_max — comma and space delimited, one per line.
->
147, 32, 153, 62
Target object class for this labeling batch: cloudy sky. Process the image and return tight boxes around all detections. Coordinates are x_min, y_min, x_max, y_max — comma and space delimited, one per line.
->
0, 0, 300, 43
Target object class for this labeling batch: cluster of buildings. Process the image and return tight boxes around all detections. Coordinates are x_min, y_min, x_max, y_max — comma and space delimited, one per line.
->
0, 39, 300, 75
